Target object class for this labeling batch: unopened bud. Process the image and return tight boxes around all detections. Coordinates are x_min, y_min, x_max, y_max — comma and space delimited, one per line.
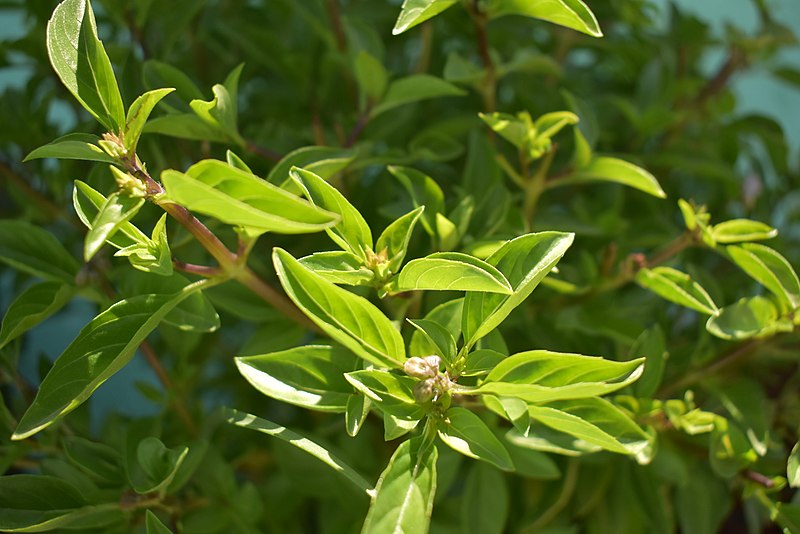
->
110, 166, 147, 198
413, 378, 435, 403
404, 357, 436, 379
423, 355, 441, 372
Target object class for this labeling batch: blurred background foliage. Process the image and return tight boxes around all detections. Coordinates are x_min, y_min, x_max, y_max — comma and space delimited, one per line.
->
1, 0, 799, 532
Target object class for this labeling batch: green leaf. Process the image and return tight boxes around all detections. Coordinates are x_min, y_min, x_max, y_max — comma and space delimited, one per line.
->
273, 248, 405, 368
392, 0, 458, 35
24, 133, 117, 164
535, 111, 580, 139
407, 319, 457, 366
47, 0, 125, 131
437, 407, 513, 470
146, 511, 173, 534
461, 463, 509, 534
388, 165, 445, 237
709, 417, 756, 478
226, 409, 373, 496
410, 299, 463, 358
789, 442, 800, 488
12, 284, 206, 440
470, 350, 644, 403
142, 60, 205, 107
774, 503, 800, 534
266, 146, 356, 186
479, 112, 531, 150
706, 296, 791, 340
462, 232, 574, 348
0, 220, 80, 284
189, 64, 244, 143
120, 214, 173, 276
711, 219, 778, 244
128, 437, 189, 494
487, 0, 603, 37
462, 349, 506, 377
345, 370, 424, 420
290, 167, 372, 257
527, 405, 630, 456
355, 50, 389, 103
144, 113, 231, 143
396, 252, 513, 294
0, 282, 74, 350
346, 393, 371, 437
371, 75, 466, 118
538, 398, 654, 461
62, 436, 123, 484
384, 412, 422, 441
362, 437, 437, 533
727, 243, 800, 310
375, 206, 425, 274
73, 180, 150, 251
299, 251, 374, 286
124, 88, 176, 154
557, 156, 666, 198
636, 267, 719, 315
236, 345, 357, 413
712, 380, 769, 456
0, 475, 122, 532
84, 192, 145, 261
630, 326, 667, 398
123, 272, 219, 333
226, 149, 252, 173
161, 160, 339, 235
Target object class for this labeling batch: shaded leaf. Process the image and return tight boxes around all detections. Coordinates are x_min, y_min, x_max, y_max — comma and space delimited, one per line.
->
376, 206, 425, 274
0, 282, 74, 350
636, 267, 718, 315
556, 156, 666, 198
371, 75, 466, 118
706, 296, 791, 340
24, 133, 117, 164
437, 407, 513, 470
727, 243, 800, 310
0, 220, 80, 284
84, 192, 145, 261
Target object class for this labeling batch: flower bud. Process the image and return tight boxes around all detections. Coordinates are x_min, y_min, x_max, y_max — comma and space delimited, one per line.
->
413, 378, 435, 403
404, 356, 436, 379
423, 355, 441, 372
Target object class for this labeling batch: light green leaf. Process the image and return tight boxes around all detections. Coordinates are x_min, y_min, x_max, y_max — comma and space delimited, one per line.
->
388, 165, 445, 237
226, 409, 373, 496
557, 156, 666, 198
0, 475, 122, 532
435, 213, 459, 251
375, 206, 425, 274
84, 192, 145, 261
299, 251, 374, 286
479, 112, 531, 150
267, 146, 356, 187
789, 442, 800, 488
727, 243, 800, 310
487, 0, 603, 37
527, 404, 632, 456
0, 282, 74, 351
392, 0, 458, 35
226, 149, 252, 173
73, 180, 150, 250
461, 463, 509, 534
462, 349, 506, 377
12, 283, 206, 440
355, 50, 389, 103
24, 133, 117, 164
0, 220, 80, 284
535, 111, 579, 139
371, 75, 466, 118
144, 113, 231, 143
636, 266, 719, 315
407, 319, 457, 366
162, 160, 339, 235
384, 412, 422, 441
273, 248, 405, 368
437, 407, 513, 470
346, 393, 371, 437
709, 417, 756, 478
121, 214, 172, 276
345, 370, 424, 421
462, 232, 574, 348
236, 345, 357, 413
706, 296, 792, 340
127, 436, 189, 494
124, 88, 176, 154
363, 437, 437, 533
189, 64, 244, 143
47, 0, 125, 131
145, 511, 173, 534
395, 252, 513, 294
290, 167, 372, 257
711, 219, 777, 244
505, 426, 600, 457
470, 350, 644, 403
410, 299, 463, 358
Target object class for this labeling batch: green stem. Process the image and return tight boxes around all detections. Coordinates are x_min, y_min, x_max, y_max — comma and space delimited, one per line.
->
467, 0, 496, 113
524, 458, 580, 532
523, 148, 555, 230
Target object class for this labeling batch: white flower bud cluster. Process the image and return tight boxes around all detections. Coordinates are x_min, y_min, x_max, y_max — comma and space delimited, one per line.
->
404, 356, 450, 404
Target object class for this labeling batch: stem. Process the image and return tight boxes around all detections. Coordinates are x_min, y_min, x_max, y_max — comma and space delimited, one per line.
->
468, 1, 496, 113
236, 267, 322, 334
323, 0, 347, 53
524, 459, 580, 532
345, 112, 370, 147
644, 232, 694, 268
173, 260, 224, 278
523, 148, 556, 230
658, 339, 762, 397
415, 22, 433, 73
140, 342, 199, 437
244, 140, 281, 162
